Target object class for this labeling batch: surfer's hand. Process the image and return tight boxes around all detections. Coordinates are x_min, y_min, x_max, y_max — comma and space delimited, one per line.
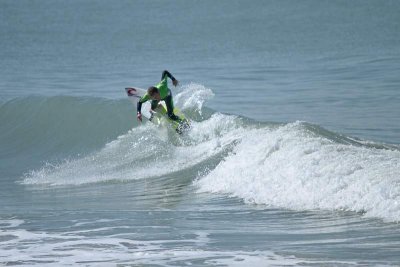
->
172, 79, 179, 87
137, 112, 142, 122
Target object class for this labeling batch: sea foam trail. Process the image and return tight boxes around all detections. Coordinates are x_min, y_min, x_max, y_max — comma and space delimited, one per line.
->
196, 122, 400, 222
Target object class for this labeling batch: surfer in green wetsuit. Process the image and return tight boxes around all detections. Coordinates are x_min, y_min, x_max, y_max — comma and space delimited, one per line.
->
137, 70, 181, 122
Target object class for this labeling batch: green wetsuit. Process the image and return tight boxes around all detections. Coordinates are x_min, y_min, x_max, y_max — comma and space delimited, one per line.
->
139, 75, 169, 103
137, 70, 181, 122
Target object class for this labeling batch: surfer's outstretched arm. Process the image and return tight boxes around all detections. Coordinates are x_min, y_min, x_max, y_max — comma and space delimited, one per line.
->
137, 101, 143, 122
161, 70, 175, 80
137, 101, 143, 113
137, 94, 151, 122
161, 70, 179, 86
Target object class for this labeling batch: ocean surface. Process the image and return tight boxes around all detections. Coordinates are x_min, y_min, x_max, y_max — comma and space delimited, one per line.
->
1, 0, 400, 266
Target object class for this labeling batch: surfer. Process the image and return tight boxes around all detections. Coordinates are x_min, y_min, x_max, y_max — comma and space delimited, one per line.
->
136, 70, 181, 123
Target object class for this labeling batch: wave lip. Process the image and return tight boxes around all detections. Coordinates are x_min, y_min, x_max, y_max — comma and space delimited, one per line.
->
196, 122, 400, 222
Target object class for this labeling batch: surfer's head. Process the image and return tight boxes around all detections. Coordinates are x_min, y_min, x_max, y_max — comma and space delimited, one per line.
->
148, 86, 161, 100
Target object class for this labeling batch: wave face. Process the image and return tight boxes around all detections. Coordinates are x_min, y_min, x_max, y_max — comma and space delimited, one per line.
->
4, 84, 400, 222
0, 95, 134, 176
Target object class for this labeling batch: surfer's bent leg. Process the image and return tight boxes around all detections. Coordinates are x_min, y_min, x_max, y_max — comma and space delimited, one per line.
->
164, 91, 181, 122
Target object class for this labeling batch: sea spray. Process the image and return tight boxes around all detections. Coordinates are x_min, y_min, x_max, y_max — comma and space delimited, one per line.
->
175, 82, 215, 115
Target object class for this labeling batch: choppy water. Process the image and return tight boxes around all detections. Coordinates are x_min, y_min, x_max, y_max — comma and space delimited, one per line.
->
1, 0, 400, 266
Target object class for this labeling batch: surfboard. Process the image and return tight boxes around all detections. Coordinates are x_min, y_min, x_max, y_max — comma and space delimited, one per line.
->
125, 87, 190, 134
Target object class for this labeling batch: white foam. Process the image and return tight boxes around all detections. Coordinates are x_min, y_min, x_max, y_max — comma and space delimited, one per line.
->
0, 219, 24, 228
196, 121, 400, 222
0, 219, 304, 266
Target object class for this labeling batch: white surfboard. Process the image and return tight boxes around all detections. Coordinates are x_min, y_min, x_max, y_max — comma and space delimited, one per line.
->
125, 87, 190, 134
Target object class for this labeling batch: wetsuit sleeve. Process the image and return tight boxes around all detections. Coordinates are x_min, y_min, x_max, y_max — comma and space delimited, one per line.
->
137, 93, 150, 113
161, 70, 176, 81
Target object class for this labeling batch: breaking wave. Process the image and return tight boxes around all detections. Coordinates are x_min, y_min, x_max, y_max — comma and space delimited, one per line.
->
3, 83, 399, 222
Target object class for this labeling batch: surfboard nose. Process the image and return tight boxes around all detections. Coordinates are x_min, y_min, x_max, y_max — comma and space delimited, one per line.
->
125, 87, 137, 96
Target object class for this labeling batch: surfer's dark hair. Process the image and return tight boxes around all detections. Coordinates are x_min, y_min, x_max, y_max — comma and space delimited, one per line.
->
147, 86, 159, 96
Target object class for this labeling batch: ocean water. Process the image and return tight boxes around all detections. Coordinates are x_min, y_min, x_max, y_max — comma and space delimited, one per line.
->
1, 0, 400, 266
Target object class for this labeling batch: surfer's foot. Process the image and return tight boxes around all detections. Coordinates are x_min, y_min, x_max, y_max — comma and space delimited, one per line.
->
168, 114, 182, 122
